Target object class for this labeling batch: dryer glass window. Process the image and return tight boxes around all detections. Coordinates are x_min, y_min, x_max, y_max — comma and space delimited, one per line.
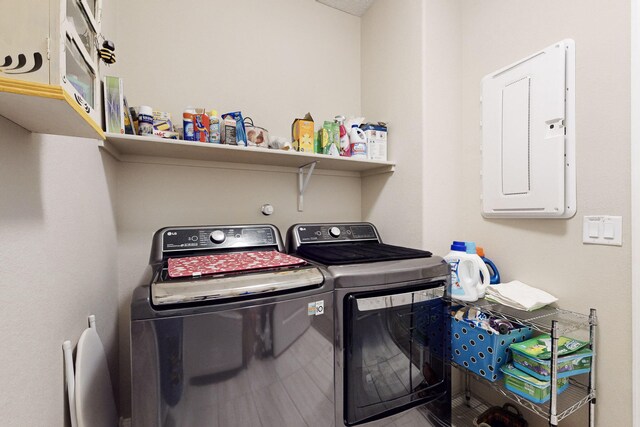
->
343, 283, 450, 426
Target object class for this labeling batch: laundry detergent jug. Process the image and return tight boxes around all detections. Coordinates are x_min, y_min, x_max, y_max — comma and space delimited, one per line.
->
445, 241, 482, 302
476, 246, 500, 285
465, 241, 491, 298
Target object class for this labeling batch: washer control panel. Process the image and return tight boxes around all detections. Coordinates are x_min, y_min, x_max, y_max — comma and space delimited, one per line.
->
162, 226, 277, 252
296, 223, 379, 244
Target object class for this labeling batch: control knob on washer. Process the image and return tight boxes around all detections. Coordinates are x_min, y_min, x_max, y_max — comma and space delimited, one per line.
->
209, 230, 226, 244
329, 227, 341, 238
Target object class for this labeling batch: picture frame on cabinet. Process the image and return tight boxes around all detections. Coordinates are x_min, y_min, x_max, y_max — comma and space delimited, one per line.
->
103, 75, 124, 134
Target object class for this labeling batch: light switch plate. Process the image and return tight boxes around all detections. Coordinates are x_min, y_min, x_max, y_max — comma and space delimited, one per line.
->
582, 215, 622, 246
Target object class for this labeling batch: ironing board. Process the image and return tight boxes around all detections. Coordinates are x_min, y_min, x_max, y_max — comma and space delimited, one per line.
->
64, 315, 118, 427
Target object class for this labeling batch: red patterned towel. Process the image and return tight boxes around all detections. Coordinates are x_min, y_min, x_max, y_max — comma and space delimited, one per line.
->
167, 250, 306, 278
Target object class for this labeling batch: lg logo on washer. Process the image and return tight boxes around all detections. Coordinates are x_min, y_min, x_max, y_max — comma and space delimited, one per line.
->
307, 300, 324, 316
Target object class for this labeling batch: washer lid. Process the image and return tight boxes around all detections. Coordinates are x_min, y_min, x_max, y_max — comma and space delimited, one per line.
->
152, 266, 325, 306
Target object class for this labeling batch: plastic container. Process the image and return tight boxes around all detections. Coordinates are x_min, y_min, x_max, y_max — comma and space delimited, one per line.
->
501, 363, 569, 403
451, 316, 533, 381
444, 241, 481, 302
183, 107, 196, 141
208, 110, 220, 143
349, 125, 367, 159
137, 105, 153, 136
476, 246, 501, 284
509, 334, 589, 360
511, 347, 592, 381
465, 241, 490, 297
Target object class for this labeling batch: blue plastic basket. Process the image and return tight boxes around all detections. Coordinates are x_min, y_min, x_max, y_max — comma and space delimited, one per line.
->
451, 316, 533, 381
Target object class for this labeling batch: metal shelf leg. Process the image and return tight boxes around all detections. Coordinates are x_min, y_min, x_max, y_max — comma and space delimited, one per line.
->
588, 308, 597, 427
549, 320, 558, 426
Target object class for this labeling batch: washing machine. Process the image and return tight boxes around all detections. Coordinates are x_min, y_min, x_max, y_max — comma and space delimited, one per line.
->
131, 224, 335, 427
288, 222, 452, 427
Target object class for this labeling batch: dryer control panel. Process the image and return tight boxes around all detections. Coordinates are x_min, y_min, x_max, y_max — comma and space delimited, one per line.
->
294, 223, 380, 244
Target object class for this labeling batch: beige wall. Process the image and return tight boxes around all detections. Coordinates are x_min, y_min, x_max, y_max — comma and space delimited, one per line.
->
361, 0, 425, 248
364, 0, 632, 424
111, 0, 361, 139
111, 0, 364, 416
0, 117, 119, 426
459, 1, 631, 425
360, 0, 462, 254
421, 0, 463, 255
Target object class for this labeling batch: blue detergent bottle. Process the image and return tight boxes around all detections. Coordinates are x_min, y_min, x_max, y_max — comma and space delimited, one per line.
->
476, 246, 500, 284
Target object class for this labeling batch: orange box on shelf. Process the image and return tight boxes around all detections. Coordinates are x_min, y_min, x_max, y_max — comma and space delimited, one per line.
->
292, 112, 314, 152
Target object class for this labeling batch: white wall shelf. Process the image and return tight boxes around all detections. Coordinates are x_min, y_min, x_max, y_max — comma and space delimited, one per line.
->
103, 133, 396, 175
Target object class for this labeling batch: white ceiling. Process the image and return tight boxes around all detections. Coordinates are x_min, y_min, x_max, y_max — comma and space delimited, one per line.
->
316, 0, 377, 17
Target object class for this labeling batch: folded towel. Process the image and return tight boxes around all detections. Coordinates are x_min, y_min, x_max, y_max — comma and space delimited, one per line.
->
485, 280, 558, 311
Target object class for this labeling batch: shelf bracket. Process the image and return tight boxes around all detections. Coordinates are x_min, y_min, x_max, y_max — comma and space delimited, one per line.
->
298, 161, 317, 212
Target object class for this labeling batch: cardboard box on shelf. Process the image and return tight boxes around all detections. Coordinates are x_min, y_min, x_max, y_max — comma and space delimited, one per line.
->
292, 112, 315, 152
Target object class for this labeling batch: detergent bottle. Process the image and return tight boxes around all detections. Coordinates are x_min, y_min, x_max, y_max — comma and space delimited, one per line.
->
465, 241, 491, 298
444, 241, 481, 302
349, 125, 367, 159
476, 246, 501, 284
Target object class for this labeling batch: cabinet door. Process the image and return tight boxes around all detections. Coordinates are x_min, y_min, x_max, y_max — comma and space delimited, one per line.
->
59, 3, 100, 124
0, 0, 50, 84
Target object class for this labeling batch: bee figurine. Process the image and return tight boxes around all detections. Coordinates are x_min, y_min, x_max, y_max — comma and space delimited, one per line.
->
99, 40, 116, 65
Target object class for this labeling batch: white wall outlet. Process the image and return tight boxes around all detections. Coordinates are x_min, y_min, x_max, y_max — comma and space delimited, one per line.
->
582, 215, 622, 246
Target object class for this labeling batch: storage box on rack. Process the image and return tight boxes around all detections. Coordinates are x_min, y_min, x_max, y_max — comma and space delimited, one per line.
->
451, 316, 533, 381
511, 347, 592, 381
501, 363, 569, 404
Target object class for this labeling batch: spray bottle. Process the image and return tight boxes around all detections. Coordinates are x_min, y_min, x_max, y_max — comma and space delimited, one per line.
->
335, 115, 351, 157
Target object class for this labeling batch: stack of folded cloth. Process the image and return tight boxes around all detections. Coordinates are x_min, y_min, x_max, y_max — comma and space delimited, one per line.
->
485, 280, 558, 311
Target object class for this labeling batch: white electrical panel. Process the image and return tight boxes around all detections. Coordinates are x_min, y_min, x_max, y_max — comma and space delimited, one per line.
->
481, 39, 576, 218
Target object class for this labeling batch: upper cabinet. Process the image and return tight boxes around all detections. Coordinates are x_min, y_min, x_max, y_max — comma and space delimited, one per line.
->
0, 0, 104, 139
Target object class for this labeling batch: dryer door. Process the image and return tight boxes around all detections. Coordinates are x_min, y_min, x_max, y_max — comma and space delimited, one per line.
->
342, 283, 450, 426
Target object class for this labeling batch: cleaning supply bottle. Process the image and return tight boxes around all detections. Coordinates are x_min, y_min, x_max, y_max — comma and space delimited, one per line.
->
183, 107, 196, 141
208, 110, 221, 143
476, 246, 500, 284
335, 115, 351, 157
349, 124, 367, 159
137, 105, 154, 136
465, 241, 491, 298
444, 241, 481, 302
